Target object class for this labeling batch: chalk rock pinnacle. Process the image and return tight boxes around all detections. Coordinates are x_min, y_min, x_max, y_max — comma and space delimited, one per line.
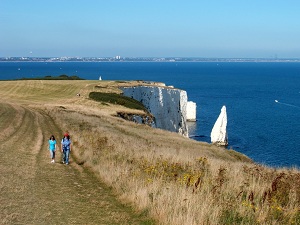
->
210, 105, 228, 146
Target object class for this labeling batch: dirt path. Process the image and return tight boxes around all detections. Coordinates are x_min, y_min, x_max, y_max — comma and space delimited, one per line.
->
0, 102, 154, 225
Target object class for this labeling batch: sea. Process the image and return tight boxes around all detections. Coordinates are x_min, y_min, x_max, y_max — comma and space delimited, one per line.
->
1, 61, 300, 168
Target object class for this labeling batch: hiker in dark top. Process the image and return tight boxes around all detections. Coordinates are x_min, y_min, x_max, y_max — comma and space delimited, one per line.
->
61, 133, 71, 165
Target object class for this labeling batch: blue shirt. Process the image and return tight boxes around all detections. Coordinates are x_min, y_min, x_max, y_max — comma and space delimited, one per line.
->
49, 140, 56, 151
61, 138, 71, 150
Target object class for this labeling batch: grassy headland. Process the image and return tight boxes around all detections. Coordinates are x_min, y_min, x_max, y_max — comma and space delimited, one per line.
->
17, 74, 84, 80
0, 80, 299, 224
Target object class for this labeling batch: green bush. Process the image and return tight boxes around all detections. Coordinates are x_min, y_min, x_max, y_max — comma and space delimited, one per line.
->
89, 92, 147, 111
19, 75, 84, 80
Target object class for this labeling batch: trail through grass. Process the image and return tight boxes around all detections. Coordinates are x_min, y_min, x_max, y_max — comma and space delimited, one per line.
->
0, 102, 154, 224
1, 80, 299, 225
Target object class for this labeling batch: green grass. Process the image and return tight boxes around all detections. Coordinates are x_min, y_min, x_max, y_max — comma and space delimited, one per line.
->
220, 209, 257, 225
89, 92, 148, 111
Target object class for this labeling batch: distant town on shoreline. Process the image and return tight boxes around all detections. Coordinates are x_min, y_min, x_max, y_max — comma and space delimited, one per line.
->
1, 56, 300, 63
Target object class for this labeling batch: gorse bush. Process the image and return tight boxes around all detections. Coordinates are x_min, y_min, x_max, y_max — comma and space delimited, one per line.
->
89, 92, 148, 111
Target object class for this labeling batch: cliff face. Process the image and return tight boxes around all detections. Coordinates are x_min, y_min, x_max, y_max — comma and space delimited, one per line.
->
120, 86, 189, 137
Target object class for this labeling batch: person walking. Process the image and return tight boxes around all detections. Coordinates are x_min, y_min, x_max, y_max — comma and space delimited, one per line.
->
61, 133, 71, 165
48, 135, 57, 163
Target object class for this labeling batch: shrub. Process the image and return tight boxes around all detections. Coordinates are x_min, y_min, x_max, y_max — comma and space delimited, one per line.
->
19, 75, 84, 80
89, 92, 148, 111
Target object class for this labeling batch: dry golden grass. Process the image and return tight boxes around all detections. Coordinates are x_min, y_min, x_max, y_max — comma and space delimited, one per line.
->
53, 109, 299, 225
1, 80, 299, 225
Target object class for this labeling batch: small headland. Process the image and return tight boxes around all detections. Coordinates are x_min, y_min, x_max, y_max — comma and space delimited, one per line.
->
0, 79, 299, 225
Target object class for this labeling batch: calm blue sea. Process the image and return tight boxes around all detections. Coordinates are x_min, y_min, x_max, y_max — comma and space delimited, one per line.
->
1, 61, 300, 168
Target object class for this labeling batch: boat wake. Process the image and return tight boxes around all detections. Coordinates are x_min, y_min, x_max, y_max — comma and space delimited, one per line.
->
275, 100, 300, 109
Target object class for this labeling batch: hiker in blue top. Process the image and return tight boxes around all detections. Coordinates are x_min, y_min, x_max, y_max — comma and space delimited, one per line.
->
61, 133, 71, 165
48, 135, 57, 163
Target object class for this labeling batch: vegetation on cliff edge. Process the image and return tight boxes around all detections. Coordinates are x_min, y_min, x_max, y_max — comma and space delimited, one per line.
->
19, 74, 84, 80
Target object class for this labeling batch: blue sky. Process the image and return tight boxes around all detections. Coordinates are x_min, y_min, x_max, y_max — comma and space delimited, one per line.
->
1, 0, 300, 58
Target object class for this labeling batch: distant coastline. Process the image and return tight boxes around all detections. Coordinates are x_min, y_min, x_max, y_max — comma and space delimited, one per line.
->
1, 56, 300, 63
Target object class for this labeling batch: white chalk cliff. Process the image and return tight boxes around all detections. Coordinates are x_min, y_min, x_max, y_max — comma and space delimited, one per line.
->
210, 105, 228, 146
121, 85, 189, 137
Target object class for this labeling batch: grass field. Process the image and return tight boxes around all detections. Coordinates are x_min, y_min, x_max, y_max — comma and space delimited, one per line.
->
0, 80, 155, 224
0, 80, 299, 225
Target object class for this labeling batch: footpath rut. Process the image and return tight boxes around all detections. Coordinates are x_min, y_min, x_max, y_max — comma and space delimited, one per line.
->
0, 102, 153, 225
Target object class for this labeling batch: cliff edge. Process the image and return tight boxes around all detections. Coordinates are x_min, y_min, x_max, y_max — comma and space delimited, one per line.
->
121, 85, 189, 136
